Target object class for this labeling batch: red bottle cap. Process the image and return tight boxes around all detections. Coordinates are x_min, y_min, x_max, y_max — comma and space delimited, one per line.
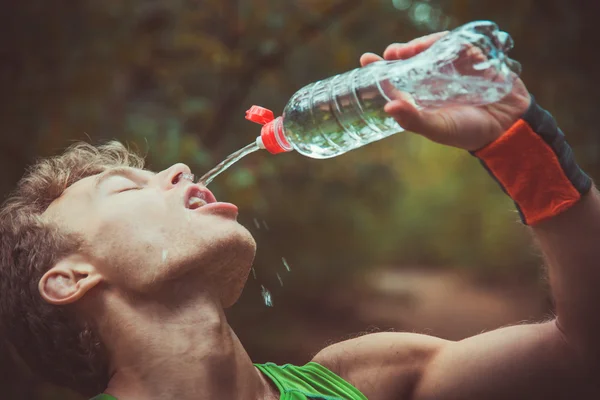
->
245, 105, 291, 154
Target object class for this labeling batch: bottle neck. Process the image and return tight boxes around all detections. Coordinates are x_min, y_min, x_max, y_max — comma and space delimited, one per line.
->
272, 117, 292, 152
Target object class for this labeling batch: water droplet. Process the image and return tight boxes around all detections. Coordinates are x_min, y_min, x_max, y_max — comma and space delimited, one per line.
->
261, 285, 273, 307
262, 220, 270, 231
253, 218, 261, 230
162, 249, 169, 263
251, 267, 257, 280
276, 273, 283, 287
282, 257, 291, 272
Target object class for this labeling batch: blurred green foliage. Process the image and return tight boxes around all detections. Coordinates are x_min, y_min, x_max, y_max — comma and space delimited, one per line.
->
0, 0, 597, 398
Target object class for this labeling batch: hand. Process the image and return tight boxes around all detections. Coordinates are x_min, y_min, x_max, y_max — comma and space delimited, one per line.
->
361, 32, 532, 151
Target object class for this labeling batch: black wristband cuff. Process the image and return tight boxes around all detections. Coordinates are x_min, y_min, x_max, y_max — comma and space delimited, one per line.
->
472, 95, 592, 225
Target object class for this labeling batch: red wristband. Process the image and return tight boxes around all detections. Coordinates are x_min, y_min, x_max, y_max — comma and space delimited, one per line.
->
474, 119, 583, 225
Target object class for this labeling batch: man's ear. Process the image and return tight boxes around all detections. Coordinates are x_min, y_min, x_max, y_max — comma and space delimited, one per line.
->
38, 255, 103, 305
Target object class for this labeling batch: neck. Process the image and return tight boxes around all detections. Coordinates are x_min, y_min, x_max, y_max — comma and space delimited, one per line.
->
96, 288, 275, 400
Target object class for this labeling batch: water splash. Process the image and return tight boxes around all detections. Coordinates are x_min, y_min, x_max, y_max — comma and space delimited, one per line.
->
198, 142, 260, 186
262, 220, 270, 231
162, 249, 169, 263
251, 267, 257, 280
276, 273, 284, 287
282, 257, 291, 272
261, 285, 273, 307
253, 218, 261, 230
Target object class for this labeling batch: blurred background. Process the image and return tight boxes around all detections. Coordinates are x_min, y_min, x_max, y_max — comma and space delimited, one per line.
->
0, 0, 598, 398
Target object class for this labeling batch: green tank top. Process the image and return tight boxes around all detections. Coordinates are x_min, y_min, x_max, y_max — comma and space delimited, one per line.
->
90, 361, 367, 400
255, 362, 367, 399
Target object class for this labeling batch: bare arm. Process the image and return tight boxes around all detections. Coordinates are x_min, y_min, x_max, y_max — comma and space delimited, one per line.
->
315, 176, 600, 400
413, 322, 586, 399
314, 320, 591, 400
533, 188, 600, 359
413, 190, 600, 399
314, 191, 600, 398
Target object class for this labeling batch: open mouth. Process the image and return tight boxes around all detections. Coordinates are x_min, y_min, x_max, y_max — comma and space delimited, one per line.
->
184, 185, 217, 210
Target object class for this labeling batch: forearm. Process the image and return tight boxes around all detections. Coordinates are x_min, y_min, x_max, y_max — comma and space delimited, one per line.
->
533, 187, 600, 358
473, 97, 599, 357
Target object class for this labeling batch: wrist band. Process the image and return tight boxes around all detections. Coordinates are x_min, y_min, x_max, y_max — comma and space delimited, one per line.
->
472, 96, 592, 225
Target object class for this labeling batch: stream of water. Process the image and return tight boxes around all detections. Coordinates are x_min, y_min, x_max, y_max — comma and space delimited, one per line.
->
198, 142, 260, 186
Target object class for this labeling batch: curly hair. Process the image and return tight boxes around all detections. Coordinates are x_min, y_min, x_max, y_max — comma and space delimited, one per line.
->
0, 141, 145, 396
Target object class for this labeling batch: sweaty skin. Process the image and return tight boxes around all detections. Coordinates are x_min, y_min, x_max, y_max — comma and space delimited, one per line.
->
39, 33, 600, 400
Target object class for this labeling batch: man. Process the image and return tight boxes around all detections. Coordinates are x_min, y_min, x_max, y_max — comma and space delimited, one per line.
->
1, 31, 599, 400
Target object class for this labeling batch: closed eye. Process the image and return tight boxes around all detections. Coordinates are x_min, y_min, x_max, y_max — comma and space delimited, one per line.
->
110, 176, 143, 193
118, 186, 142, 193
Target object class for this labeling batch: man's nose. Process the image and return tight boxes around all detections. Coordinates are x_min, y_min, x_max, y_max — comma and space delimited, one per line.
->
158, 163, 194, 190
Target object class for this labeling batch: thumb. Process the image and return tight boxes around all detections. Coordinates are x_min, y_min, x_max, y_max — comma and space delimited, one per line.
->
384, 99, 451, 140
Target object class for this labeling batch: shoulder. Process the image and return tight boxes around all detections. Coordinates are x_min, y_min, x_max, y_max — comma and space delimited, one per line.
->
311, 331, 449, 371
311, 332, 450, 400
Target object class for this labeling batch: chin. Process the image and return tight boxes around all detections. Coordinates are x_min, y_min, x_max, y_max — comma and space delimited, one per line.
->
142, 220, 257, 303
193, 222, 256, 307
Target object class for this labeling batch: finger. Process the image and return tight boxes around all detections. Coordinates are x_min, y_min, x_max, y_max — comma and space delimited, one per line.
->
383, 31, 448, 60
359, 52, 383, 67
381, 43, 405, 60
384, 99, 448, 137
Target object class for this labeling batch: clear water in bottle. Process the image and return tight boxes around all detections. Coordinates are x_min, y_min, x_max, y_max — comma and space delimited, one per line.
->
275, 20, 521, 158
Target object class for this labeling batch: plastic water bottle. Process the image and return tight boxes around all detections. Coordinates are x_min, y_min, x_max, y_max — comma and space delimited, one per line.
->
245, 21, 521, 159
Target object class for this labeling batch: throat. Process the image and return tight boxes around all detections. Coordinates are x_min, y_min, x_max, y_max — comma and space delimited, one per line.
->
100, 293, 266, 400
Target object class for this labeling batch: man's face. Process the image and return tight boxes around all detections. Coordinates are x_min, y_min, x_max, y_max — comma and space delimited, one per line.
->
44, 163, 256, 307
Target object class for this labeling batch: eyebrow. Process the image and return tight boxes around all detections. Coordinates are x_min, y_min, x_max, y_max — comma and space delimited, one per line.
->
93, 167, 150, 190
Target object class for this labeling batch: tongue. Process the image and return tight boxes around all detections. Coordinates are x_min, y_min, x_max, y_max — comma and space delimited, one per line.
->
188, 199, 204, 209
